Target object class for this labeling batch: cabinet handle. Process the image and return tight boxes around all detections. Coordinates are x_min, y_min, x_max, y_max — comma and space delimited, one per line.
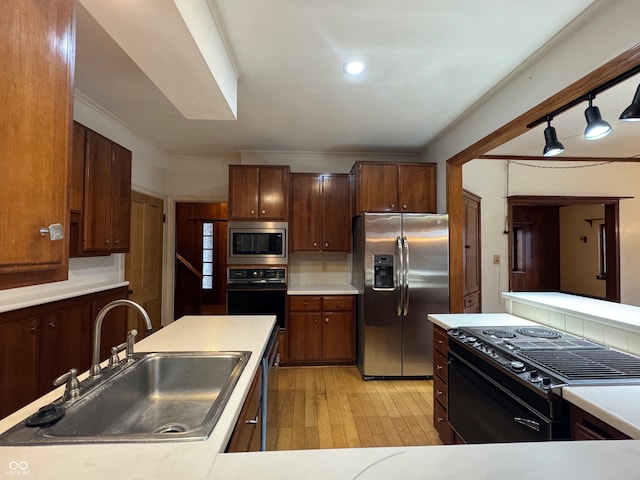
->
436, 364, 443, 371
390, 203, 395, 209
313, 242, 318, 247
104, 239, 111, 245
48, 321, 55, 328
437, 416, 445, 424
30, 326, 37, 333
436, 390, 444, 396
402, 204, 407, 209
336, 301, 340, 307
39, 223, 64, 241
261, 210, 266, 215
250, 209, 255, 215
324, 242, 329, 247
113, 239, 119, 245
314, 318, 319, 323
325, 317, 329, 323
245, 416, 259, 425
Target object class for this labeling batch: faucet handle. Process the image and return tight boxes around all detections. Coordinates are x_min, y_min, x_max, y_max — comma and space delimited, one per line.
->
53, 368, 80, 401
109, 343, 127, 368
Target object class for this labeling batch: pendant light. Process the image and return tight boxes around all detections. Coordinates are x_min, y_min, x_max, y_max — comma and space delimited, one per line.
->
584, 95, 612, 140
542, 118, 564, 157
619, 84, 640, 121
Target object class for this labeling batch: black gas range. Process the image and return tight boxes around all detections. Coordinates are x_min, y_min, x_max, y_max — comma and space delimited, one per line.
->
446, 325, 640, 443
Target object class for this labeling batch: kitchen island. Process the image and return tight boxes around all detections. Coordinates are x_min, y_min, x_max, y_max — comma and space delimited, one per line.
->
3, 313, 640, 479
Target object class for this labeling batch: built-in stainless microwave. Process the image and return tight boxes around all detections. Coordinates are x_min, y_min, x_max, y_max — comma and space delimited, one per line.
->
227, 221, 288, 265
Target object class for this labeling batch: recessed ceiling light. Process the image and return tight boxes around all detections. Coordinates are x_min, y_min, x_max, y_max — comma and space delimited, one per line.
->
343, 60, 365, 76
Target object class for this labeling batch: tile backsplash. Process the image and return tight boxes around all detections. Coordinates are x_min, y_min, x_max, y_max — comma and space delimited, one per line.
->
508, 300, 640, 356
288, 252, 352, 286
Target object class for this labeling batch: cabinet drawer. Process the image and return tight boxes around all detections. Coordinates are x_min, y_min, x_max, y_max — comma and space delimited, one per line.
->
289, 296, 321, 312
433, 398, 452, 444
433, 351, 448, 383
321, 295, 353, 311
433, 374, 447, 409
433, 325, 448, 357
463, 292, 480, 313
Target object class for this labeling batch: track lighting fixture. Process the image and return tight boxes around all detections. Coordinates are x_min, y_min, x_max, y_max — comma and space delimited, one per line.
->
619, 84, 640, 121
584, 95, 612, 141
542, 118, 564, 157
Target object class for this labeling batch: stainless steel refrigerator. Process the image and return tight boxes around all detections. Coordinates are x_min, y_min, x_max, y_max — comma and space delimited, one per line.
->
352, 213, 449, 378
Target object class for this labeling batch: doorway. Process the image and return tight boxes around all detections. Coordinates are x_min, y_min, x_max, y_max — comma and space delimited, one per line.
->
125, 191, 165, 336
174, 202, 228, 319
508, 196, 620, 302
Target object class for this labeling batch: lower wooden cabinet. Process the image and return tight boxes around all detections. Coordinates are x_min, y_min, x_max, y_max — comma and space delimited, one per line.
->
0, 286, 127, 419
570, 404, 631, 440
432, 324, 453, 444
287, 295, 355, 364
226, 366, 263, 452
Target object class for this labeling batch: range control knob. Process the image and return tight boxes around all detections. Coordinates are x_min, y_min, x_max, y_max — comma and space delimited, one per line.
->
529, 370, 542, 382
542, 377, 552, 387
465, 336, 477, 344
510, 361, 526, 372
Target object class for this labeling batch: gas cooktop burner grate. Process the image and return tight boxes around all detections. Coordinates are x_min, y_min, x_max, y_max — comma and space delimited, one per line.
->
481, 329, 516, 338
515, 327, 561, 339
520, 349, 640, 380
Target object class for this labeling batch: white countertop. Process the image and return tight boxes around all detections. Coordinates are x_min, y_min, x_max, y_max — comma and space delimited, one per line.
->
0, 315, 276, 479
502, 292, 640, 333
563, 386, 640, 439
427, 312, 537, 330
287, 284, 359, 295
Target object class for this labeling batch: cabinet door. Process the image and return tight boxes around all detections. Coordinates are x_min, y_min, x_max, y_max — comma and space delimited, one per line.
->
0, 0, 73, 289
321, 175, 352, 251
39, 301, 91, 395
229, 166, 259, 219
111, 143, 132, 252
258, 167, 289, 220
83, 130, 113, 252
398, 163, 437, 213
70, 122, 87, 213
354, 163, 399, 213
288, 312, 322, 362
226, 367, 262, 452
290, 174, 322, 251
0, 315, 39, 418
463, 190, 481, 297
321, 312, 354, 362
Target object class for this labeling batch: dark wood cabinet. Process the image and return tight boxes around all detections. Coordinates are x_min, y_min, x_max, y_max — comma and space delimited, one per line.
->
228, 165, 290, 220
288, 295, 355, 364
290, 174, 351, 252
432, 324, 453, 444
79, 127, 132, 254
0, 0, 74, 290
0, 287, 127, 419
351, 162, 437, 214
570, 404, 631, 440
226, 366, 263, 452
463, 190, 481, 313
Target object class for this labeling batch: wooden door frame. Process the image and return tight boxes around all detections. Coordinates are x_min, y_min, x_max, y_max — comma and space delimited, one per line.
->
446, 44, 640, 312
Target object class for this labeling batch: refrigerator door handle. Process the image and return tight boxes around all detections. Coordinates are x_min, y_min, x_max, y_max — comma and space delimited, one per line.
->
396, 236, 404, 317
402, 236, 409, 316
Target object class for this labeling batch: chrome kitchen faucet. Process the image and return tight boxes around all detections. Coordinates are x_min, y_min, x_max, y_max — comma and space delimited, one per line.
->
89, 299, 153, 378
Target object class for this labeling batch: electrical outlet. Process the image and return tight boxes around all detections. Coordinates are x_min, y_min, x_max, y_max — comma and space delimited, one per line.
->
322, 262, 328, 272
493, 255, 500, 265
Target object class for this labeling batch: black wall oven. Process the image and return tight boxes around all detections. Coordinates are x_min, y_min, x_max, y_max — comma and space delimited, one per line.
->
226, 267, 286, 329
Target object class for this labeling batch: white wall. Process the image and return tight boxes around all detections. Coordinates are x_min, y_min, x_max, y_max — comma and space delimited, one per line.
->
464, 159, 640, 310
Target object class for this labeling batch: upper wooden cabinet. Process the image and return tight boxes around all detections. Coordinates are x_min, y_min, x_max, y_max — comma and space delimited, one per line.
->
351, 162, 437, 214
228, 165, 290, 220
0, 0, 74, 290
290, 174, 352, 252
71, 122, 132, 256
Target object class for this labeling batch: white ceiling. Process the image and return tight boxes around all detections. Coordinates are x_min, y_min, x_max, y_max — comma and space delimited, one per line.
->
75, 0, 618, 158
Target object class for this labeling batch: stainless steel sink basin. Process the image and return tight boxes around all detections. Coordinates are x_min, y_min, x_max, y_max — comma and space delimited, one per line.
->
0, 351, 250, 445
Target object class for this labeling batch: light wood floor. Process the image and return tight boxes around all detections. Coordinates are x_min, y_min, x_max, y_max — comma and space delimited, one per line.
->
272, 366, 442, 450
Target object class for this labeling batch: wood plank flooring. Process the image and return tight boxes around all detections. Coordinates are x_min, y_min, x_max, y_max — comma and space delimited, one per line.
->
271, 366, 442, 450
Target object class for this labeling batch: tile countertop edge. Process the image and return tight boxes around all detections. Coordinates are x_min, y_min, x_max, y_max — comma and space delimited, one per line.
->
0, 281, 130, 314
562, 386, 640, 439
502, 292, 640, 332
427, 313, 537, 330
0, 315, 276, 480
287, 284, 359, 295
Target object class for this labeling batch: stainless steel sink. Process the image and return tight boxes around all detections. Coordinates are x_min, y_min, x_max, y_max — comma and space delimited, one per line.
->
0, 351, 250, 445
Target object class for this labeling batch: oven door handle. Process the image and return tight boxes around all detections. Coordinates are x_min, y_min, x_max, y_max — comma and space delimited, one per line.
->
513, 417, 541, 432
